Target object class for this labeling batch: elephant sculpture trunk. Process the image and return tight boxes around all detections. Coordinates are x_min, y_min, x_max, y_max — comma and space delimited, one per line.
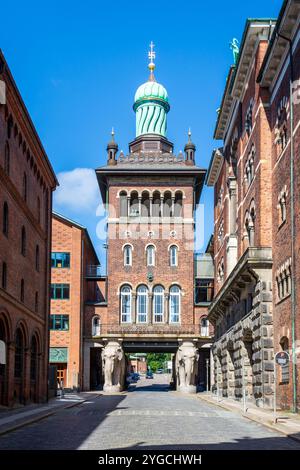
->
175, 342, 199, 394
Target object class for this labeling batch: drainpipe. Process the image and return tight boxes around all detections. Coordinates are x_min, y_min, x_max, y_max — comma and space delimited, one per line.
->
276, 32, 297, 413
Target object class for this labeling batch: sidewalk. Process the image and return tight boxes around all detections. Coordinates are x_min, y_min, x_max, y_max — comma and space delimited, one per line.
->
0, 391, 101, 436
199, 392, 300, 443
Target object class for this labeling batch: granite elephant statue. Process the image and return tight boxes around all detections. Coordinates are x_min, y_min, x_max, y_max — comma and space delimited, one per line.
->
175, 342, 199, 393
102, 341, 125, 392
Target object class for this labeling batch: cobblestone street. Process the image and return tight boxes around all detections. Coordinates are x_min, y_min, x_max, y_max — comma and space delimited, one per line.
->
0, 375, 299, 450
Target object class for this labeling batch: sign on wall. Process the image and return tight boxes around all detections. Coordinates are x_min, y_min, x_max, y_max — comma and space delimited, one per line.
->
49, 347, 68, 363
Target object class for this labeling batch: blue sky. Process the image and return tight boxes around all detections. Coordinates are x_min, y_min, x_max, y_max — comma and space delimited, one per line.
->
1, 0, 282, 265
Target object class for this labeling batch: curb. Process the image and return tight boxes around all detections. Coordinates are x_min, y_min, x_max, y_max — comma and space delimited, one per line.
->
198, 395, 300, 444
0, 395, 101, 437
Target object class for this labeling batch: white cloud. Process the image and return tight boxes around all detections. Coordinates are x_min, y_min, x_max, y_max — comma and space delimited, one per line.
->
54, 168, 101, 214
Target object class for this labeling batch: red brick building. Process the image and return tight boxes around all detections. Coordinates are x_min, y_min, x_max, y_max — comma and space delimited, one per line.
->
50, 212, 105, 391
207, 0, 300, 410
0, 51, 57, 406
90, 48, 213, 393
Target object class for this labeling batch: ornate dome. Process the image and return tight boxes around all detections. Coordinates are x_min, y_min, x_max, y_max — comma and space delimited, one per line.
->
133, 42, 170, 138
134, 81, 168, 104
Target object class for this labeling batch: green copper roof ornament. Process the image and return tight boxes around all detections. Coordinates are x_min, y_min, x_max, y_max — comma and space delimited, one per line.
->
230, 38, 239, 65
133, 41, 170, 138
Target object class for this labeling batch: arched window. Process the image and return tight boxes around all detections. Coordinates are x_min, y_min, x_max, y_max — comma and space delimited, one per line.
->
129, 191, 139, 216
14, 329, 24, 378
4, 142, 10, 175
3, 202, 8, 236
123, 245, 132, 266
37, 197, 41, 224
21, 226, 26, 256
163, 191, 172, 217
174, 192, 183, 217
119, 191, 128, 217
169, 245, 178, 267
2, 262, 7, 289
153, 285, 164, 323
121, 286, 131, 323
146, 245, 155, 266
22, 173, 27, 201
169, 285, 180, 323
141, 191, 150, 217
92, 316, 101, 336
201, 317, 209, 336
35, 245, 40, 271
35, 291, 39, 313
137, 285, 148, 323
20, 279, 25, 302
152, 191, 161, 217
30, 336, 38, 381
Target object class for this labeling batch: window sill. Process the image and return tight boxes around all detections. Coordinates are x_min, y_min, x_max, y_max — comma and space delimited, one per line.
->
278, 219, 286, 231
275, 293, 291, 306
195, 302, 212, 307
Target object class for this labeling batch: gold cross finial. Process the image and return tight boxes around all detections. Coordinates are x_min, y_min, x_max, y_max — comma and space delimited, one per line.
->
148, 41, 156, 81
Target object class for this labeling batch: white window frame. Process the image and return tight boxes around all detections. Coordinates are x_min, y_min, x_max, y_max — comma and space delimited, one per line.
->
169, 245, 178, 267
200, 317, 209, 337
123, 244, 132, 266
121, 286, 132, 323
169, 285, 181, 323
92, 316, 101, 336
137, 285, 148, 323
146, 245, 155, 266
153, 286, 164, 323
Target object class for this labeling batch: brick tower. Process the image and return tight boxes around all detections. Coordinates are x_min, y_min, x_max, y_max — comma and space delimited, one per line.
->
96, 43, 207, 393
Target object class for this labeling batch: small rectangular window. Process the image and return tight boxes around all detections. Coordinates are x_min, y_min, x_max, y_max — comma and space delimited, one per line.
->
50, 314, 69, 330
51, 252, 71, 268
51, 284, 70, 300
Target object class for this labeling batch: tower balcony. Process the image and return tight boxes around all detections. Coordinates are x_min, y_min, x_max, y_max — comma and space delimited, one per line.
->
86, 265, 105, 279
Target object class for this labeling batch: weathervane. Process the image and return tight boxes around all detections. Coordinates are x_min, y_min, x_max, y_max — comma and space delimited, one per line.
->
148, 41, 156, 81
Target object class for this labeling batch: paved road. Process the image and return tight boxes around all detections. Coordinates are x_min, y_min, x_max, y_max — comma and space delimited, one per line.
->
0, 375, 299, 450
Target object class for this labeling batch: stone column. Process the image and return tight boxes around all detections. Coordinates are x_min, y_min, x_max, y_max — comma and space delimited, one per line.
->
171, 196, 175, 218
164, 293, 169, 323
148, 293, 153, 325
226, 177, 237, 275
127, 196, 130, 217
102, 341, 125, 393
138, 196, 142, 216
160, 195, 164, 217
175, 341, 199, 394
149, 196, 153, 217
132, 292, 136, 323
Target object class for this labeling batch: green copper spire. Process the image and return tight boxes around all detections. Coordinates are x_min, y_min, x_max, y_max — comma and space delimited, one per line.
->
133, 42, 170, 138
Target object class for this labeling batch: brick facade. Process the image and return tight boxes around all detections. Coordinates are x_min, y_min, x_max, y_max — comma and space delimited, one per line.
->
208, 2, 300, 410
0, 51, 57, 406
50, 213, 104, 390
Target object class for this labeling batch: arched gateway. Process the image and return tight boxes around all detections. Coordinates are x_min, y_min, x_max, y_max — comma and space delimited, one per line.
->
93, 44, 209, 393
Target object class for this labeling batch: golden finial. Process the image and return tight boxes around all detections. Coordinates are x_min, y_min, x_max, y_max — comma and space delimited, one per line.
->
188, 128, 192, 142
111, 127, 115, 141
148, 41, 156, 81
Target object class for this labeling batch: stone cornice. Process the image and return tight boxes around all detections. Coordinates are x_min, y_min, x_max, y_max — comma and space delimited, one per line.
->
206, 148, 224, 187
208, 247, 272, 324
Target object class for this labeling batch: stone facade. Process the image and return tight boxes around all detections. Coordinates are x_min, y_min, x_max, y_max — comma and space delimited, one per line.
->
0, 51, 57, 406
208, 2, 300, 410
